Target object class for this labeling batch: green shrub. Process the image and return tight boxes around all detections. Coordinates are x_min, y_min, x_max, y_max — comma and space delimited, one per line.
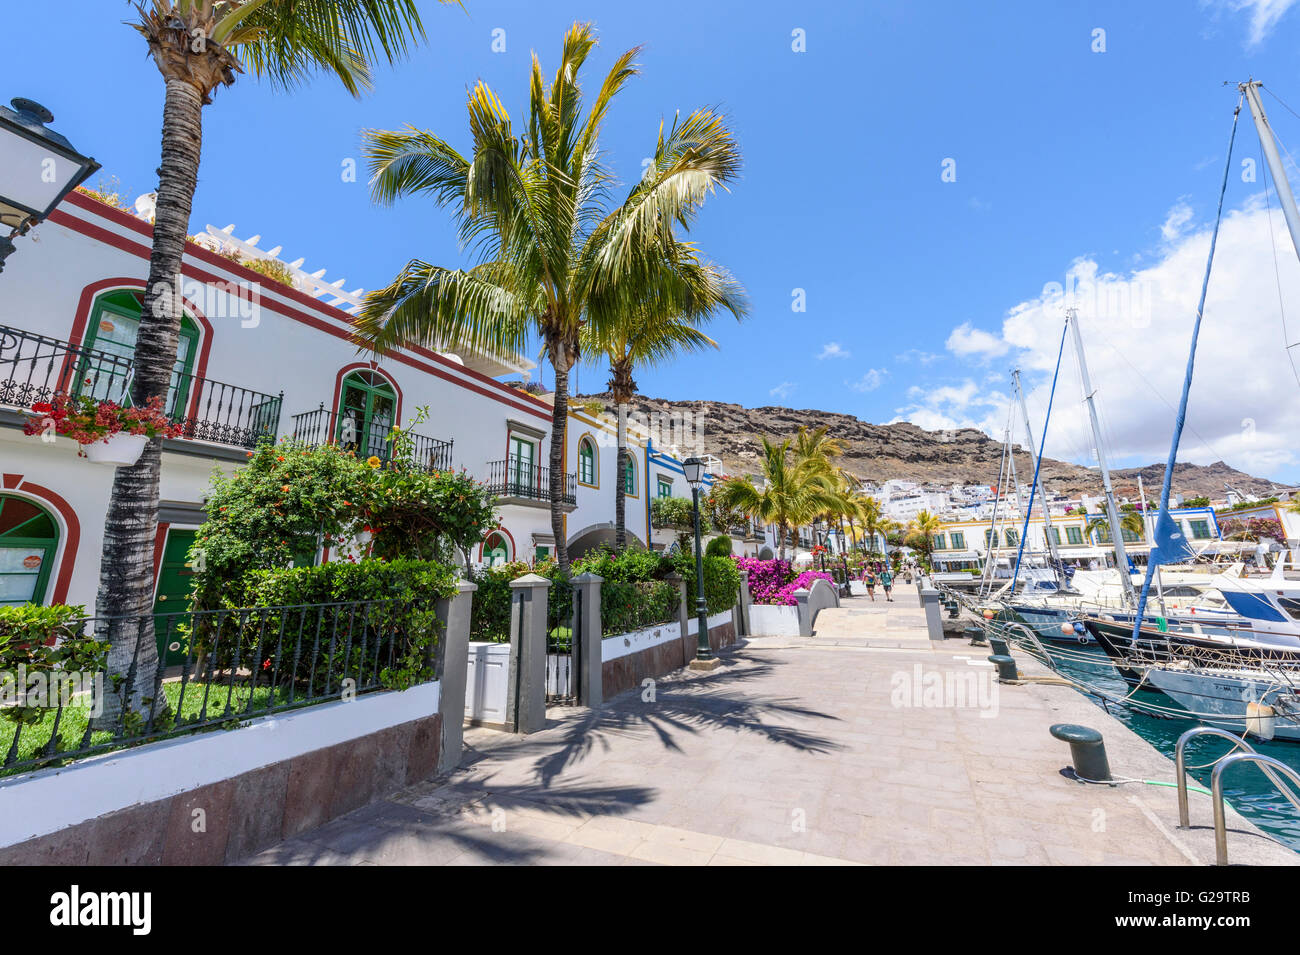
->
195, 559, 457, 691
671, 553, 742, 615
0, 605, 104, 728
601, 579, 679, 636
468, 560, 536, 642
705, 535, 733, 558
192, 437, 498, 609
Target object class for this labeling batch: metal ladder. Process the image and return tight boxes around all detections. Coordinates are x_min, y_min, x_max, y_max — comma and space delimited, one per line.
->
1174, 726, 1300, 865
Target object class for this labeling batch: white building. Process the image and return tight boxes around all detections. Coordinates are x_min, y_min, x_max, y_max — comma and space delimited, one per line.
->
0, 190, 713, 612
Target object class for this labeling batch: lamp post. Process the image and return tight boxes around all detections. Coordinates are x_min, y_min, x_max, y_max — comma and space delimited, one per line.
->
683, 456, 713, 664
0, 98, 100, 274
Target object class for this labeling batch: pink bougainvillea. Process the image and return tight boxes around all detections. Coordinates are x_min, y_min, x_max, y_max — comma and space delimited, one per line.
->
735, 558, 835, 606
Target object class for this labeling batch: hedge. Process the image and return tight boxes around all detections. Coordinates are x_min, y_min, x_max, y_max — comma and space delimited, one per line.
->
468, 547, 741, 641
194, 558, 458, 690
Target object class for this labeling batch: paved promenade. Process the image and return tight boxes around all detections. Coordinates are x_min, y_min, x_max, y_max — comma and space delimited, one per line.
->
242, 590, 1298, 865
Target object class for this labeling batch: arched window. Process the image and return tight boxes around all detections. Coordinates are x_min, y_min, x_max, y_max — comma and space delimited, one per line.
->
81, 288, 200, 413
338, 369, 397, 460
0, 495, 59, 607
985, 528, 999, 547
483, 531, 511, 567
578, 438, 597, 486
623, 451, 638, 497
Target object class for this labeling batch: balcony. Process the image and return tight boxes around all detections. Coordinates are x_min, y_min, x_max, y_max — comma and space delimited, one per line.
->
291, 404, 453, 473
0, 324, 282, 450
486, 458, 576, 508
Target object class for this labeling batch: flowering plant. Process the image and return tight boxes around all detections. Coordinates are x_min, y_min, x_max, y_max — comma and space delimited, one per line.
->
24, 393, 182, 450
771, 570, 836, 606
735, 557, 796, 605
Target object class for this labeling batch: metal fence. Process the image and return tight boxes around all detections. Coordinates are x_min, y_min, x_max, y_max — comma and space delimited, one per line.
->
545, 579, 578, 705
600, 579, 679, 638
1, 598, 431, 776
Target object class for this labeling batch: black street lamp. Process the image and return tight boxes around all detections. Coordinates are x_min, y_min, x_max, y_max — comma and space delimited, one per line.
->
683, 456, 713, 664
0, 98, 100, 274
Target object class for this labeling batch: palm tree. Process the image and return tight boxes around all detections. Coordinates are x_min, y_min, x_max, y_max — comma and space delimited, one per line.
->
354, 23, 743, 572
1085, 510, 1145, 542
857, 494, 884, 553
910, 509, 945, 568
98, 0, 430, 721
789, 425, 843, 555
716, 438, 837, 562
597, 273, 746, 550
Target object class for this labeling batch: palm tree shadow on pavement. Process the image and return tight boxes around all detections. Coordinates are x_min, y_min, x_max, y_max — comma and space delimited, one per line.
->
465, 651, 845, 789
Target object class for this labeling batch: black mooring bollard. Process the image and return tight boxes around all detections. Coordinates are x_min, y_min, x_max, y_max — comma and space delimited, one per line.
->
964, 625, 986, 646
988, 654, 1018, 682
1049, 723, 1112, 783
988, 635, 1009, 656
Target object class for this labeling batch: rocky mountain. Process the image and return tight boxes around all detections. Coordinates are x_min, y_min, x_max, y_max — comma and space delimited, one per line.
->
574, 393, 1281, 500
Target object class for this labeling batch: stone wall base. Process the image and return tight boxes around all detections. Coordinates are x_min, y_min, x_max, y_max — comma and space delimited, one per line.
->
602, 617, 737, 698
0, 713, 441, 866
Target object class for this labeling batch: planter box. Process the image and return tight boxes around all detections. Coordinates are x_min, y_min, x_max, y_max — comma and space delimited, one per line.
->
749, 603, 801, 637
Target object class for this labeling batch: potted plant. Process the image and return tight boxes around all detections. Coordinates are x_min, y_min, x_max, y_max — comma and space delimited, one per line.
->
24, 393, 182, 466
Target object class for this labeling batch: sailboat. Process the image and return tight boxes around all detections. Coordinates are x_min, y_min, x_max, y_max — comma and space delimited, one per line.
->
1067, 80, 1300, 741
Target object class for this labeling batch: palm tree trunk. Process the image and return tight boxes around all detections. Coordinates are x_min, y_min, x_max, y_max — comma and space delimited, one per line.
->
615, 402, 627, 550
549, 358, 571, 573
95, 79, 203, 726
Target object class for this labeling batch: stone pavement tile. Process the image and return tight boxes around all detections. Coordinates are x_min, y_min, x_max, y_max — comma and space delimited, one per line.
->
628, 839, 713, 866
239, 839, 354, 866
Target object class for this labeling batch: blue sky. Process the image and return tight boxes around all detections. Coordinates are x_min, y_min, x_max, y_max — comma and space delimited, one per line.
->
12, 0, 1300, 481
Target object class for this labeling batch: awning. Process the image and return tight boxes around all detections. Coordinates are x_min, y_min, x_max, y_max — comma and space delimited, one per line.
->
935, 551, 980, 561
1057, 547, 1110, 559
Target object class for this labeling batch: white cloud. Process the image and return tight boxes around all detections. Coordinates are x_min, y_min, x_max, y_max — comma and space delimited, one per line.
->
817, 342, 851, 360
921, 194, 1300, 482
847, 368, 887, 392
890, 379, 1008, 434
1220, 0, 1298, 44
895, 348, 942, 365
946, 322, 1010, 359
1160, 199, 1194, 243
769, 381, 796, 400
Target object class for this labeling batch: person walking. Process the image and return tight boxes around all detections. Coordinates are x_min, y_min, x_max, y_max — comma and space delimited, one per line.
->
880, 566, 895, 601
863, 568, 877, 601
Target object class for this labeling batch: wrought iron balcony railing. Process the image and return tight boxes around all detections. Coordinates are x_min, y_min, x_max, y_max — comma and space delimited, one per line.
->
0, 323, 132, 408
0, 324, 282, 449
166, 373, 282, 449
486, 457, 576, 506
290, 404, 453, 473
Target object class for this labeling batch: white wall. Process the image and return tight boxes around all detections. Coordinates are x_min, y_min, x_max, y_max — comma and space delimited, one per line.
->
2, 197, 568, 605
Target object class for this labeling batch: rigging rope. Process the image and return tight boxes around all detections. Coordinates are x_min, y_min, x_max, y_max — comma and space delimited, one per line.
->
1132, 99, 1243, 644
1010, 320, 1070, 591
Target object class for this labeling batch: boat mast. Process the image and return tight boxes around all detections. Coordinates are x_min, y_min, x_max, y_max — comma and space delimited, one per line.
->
1243, 81, 1300, 268
1137, 473, 1166, 615
980, 427, 1011, 595
1012, 370, 1063, 585
1066, 308, 1136, 604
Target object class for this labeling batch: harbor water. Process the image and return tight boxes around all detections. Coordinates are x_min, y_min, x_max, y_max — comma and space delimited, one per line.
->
1043, 642, 1300, 852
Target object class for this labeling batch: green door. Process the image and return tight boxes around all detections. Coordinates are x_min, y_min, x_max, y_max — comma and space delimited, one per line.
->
509, 436, 535, 495
80, 290, 199, 417
152, 529, 198, 666
338, 371, 396, 461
